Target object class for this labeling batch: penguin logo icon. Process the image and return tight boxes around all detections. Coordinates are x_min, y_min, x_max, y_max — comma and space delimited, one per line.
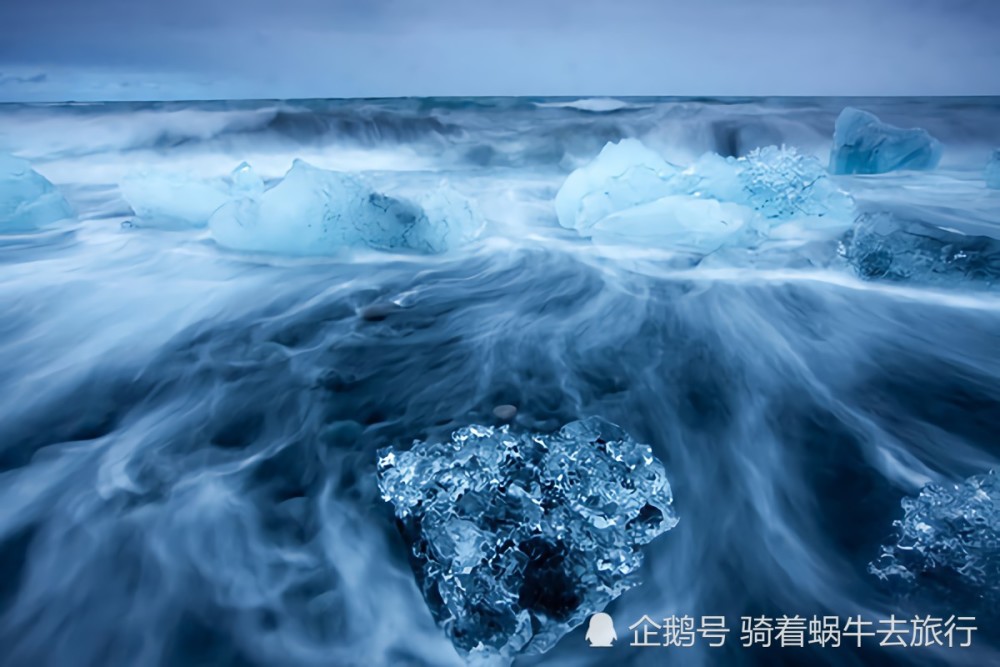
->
585, 612, 617, 647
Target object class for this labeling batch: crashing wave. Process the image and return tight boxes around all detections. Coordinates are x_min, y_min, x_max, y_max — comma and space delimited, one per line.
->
535, 98, 634, 113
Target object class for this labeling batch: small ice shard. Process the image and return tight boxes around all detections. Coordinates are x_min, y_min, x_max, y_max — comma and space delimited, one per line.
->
209, 160, 481, 255
986, 149, 1000, 190
0, 153, 74, 232
377, 417, 678, 665
829, 107, 942, 175
120, 170, 230, 227
841, 212, 1000, 286
230, 161, 265, 197
554, 138, 677, 232
590, 194, 753, 254
870, 471, 1000, 599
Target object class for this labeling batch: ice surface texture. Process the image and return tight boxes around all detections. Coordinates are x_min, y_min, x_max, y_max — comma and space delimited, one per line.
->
120, 159, 481, 253
870, 472, 1000, 599
377, 417, 678, 664
554, 138, 677, 233
841, 212, 1000, 287
555, 140, 853, 252
986, 149, 1000, 189
120, 170, 232, 227
210, 160, 480, 255
829, 107, 942, 175
738, 145, 854, 220
0, 153, 74, 232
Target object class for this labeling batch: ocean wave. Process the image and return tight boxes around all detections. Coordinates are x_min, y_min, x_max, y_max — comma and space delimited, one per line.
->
2, 96, 1000, 667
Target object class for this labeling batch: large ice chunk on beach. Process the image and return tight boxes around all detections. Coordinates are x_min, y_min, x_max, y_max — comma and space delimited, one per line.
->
841, 212, 1000, 287
377, 417, 678, 665
829, 107, 942, 175
120, 170, 231, 227
555, 141, 854, 250
554, 138, 677, 232
209, 160, 480, 255
0, 153, 74, 232
986, 149, 1000, 190
870, 471, 1000, 600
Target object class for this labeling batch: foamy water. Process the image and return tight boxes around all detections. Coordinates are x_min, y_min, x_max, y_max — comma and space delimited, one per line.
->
1, 96, 999, 667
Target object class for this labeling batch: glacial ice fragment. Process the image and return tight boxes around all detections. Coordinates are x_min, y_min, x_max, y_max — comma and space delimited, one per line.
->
870, 471, 1000, 599
0, 153, 74, 232
986, 149, 1000, 190
829, 107, 942, 175
230, 161, 265, 197
555, 141, 854, 250
739, 146, 854, 221
841, 212, 1000, 287
209, 160, 481, 255
554, 138, 677, 232
120, 170, 230, 227
377, 417, 678, 664
590, 195, 754, 254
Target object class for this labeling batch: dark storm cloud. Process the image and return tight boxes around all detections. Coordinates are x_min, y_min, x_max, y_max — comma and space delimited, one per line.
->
0, 0, 997, 100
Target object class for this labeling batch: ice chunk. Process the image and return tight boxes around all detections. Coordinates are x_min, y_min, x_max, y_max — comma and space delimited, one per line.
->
668, 152, 745, 203
841, 212, 1000, 287
554, 138, 677, 232
870, 471, 1000, 599
377, 417, 677, 664
739, 146, 854, 221
0, 153, 74, 232
556, 142, 854, 251
673, 147, 854, 224
590, 195, 754, 254
120, 170, 230, 227
209, 159, 480, 255
986, 149, 1000, 190
829, 107, 942, 175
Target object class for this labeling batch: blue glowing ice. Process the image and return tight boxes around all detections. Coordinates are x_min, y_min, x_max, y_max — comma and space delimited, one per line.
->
209, 160, 482, 255
120, 169, 230, 228
986, 149, 1000, 190
829, 107, 942, 175
554, 138, 677, 233
739, 146, 854, 221
377, 417, 678, 664
870, 471, 1000, 598
841, 213, 1000, 287
555, 140, 854, 251
0, 153, 74, 232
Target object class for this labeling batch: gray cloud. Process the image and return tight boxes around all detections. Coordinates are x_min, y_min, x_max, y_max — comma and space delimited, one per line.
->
0, 0, 997, 100
0, 73, 48, 85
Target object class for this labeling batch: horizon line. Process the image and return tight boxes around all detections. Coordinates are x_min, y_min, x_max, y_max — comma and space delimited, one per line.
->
2, 93, 1000, 106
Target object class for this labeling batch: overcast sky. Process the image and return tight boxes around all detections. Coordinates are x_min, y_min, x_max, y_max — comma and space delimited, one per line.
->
0, 0, 997, 101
